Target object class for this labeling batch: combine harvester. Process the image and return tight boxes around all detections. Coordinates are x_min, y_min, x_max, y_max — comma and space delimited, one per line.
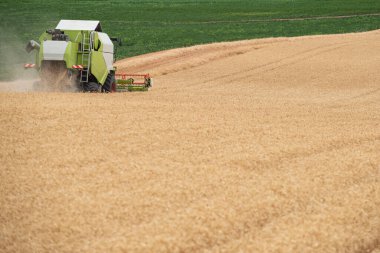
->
25, 20, 152, 92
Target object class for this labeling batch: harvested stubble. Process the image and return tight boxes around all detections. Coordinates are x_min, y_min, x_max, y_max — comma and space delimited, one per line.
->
0, 30, 380, 253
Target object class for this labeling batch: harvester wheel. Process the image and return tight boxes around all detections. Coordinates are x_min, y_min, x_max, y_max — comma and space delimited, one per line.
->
84, 82, 101, 92
102, 73, 115, 93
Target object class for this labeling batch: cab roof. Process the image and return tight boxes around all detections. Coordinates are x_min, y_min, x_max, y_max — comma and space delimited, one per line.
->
56, 20, 102, 32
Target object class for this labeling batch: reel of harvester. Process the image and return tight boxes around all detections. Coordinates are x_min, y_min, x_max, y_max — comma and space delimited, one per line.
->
114, 73, 152, 92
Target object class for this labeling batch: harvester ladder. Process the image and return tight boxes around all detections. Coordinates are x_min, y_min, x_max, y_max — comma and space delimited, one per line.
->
80, 31, 93, 83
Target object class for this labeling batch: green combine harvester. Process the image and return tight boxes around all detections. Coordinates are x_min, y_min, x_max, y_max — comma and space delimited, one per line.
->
25, 20, 152, 92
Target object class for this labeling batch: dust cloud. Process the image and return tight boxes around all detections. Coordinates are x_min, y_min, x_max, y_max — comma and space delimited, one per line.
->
0, 26, 38, 92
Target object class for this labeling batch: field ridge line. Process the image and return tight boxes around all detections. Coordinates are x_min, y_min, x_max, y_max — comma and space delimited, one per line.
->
108, 13, 380, 25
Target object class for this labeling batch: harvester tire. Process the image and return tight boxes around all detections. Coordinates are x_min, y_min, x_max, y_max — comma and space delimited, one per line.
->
102, 73, 115, 93
84, 82, 101, 92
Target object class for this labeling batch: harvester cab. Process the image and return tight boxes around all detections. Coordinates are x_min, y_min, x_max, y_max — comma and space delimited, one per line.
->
25, 20, 152, 92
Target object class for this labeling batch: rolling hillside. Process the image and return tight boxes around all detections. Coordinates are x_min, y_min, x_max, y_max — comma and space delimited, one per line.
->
1, 30, 379, 252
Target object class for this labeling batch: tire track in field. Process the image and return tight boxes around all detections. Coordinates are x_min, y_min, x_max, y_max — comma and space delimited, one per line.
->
348, 88, 380, 100
327, 87, 380, 109
231, 44, 349, 84
229, 135, 380, 173
189, 42, 349, 88
218, 177, 380, 253
116, 43, 258, 76
116, 31, 379, 82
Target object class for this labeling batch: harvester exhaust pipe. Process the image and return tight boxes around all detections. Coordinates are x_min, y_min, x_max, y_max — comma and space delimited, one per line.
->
26, 40, 40, 53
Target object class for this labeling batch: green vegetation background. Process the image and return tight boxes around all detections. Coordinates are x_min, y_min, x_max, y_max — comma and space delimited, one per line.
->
0, 0, 379, 80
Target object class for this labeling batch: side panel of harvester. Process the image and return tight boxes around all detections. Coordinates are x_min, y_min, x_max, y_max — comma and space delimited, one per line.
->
91, 32, 114, 85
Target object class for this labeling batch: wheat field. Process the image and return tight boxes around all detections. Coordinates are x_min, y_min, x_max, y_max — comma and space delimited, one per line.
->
0, 30, 380, 252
